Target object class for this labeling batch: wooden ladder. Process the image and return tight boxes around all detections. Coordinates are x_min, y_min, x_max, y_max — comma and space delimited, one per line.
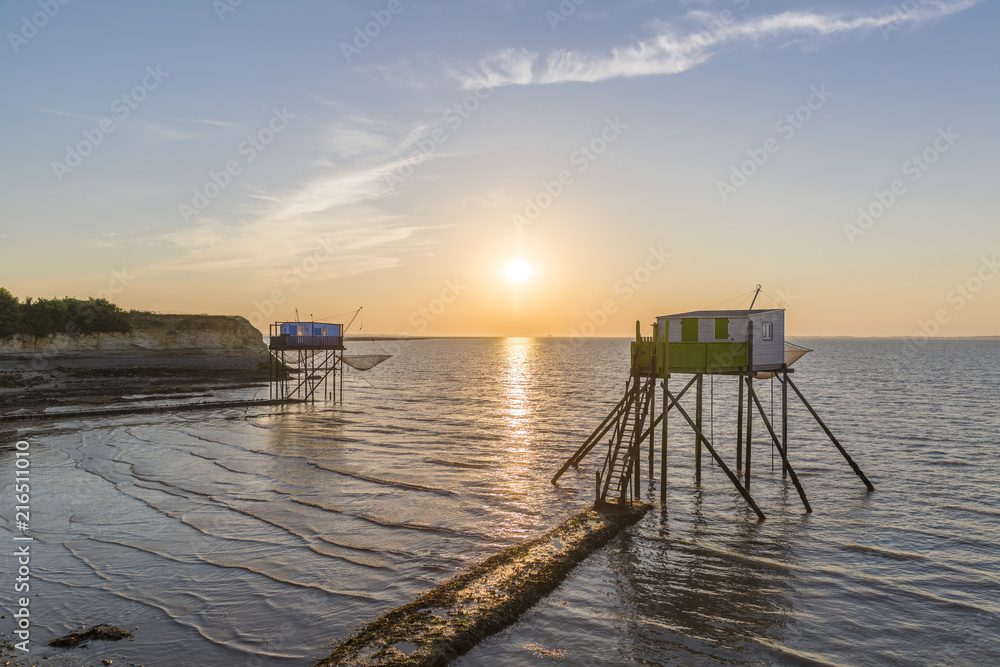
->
598, 368, 656, 505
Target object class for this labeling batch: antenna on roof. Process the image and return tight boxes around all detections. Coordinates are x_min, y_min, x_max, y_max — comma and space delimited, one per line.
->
748, 284, 762, 310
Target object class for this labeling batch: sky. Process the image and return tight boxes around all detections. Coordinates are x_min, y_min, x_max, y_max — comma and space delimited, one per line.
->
1, 0, 998, 338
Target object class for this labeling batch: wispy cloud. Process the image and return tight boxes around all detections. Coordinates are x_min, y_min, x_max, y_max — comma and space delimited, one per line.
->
150, 118, 452, 276
264, 157, 418, 222
152, 116, 238, 127
154, 212, 426, 275
450, 1, 981, 88
38, 107, 77, 118
136, 119, 203, 142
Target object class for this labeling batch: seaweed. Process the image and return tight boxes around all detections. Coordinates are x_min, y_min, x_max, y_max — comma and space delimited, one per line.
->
48, 624, 134, 649
315, 503, 649, 666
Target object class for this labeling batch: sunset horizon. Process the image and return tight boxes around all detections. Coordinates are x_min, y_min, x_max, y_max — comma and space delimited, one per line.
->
3, 1, 997, 337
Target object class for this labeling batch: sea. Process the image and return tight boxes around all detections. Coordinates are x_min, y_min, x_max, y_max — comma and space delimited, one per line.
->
1, 337, 998, 666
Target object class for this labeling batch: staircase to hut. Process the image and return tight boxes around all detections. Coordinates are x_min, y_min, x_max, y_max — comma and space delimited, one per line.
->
596, 368, 656, 505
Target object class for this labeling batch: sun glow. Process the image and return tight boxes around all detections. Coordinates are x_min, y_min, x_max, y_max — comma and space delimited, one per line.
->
504, 259, 532, 284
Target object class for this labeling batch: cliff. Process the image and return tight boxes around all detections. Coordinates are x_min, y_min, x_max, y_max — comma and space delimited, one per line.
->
0, 313, 267, 371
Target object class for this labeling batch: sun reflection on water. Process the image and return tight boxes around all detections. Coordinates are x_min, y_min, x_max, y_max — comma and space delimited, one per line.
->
488, 337, 548, 540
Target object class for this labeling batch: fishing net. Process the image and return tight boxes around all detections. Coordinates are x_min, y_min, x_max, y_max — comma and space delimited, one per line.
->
755, 342, 811, 379
342, 354, 392, 371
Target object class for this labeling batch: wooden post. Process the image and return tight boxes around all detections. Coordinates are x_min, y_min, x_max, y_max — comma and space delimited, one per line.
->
695, 374, 704, 486
781, 368, 788, 479
785, 375, 875, 492
634, 450, 641, 499
744, 324, 754, 490
648, 325, 656, 485
736, 372, 744, 476
552, 393, 628, 483
634, 373, 642, 499
745, 374, 753, 490
596, 470, 601, 503
747, 379, 811, 513
664, 386, 766, 521
660, 377, 668, 504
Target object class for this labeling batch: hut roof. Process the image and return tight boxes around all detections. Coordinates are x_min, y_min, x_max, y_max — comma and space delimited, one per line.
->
659, 308, 783, 319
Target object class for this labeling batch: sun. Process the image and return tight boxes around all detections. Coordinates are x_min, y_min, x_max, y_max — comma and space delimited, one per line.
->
504, 259, 532, 284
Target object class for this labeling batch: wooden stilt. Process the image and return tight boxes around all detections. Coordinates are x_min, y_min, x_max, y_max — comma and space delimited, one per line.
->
648, 385, 655, 485
784, 376, 875, 492
660, 377, 667, 504
664, 387, 766, 521
649, 326, 657, 487
745, 374, 753, 490
781, 368, 788, 479
746, 378, 811, 512
736, 372, 744, 475
634, 369, 642, 499
635, 375, 698, 444
551, 392, 630, 483
695, 374, 704, 486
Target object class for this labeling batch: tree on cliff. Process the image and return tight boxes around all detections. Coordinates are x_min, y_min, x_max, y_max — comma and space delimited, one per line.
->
0, 289, 130, 337
0, 288, 21, 337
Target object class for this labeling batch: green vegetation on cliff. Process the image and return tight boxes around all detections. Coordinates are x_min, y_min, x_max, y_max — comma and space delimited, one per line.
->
0, 288, 130, 338
0, 288, 261, 343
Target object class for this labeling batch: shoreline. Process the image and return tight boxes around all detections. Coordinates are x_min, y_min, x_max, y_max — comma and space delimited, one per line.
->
0, 397, 285, 423
0, 365, 271, 417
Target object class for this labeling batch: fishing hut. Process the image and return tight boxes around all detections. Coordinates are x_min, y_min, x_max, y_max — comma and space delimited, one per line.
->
268, 320, 345, 402
267, 308, 393, 403
553, 289, 873, 521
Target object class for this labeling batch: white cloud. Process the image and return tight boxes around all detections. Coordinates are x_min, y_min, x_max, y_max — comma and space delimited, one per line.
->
151, 118, 450, 277
136, 119, 203, 142
154, 212, 425, 276
450, 1, 981, 88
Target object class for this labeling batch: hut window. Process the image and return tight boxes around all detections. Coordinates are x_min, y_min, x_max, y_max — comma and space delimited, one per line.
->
715, 318, 729, 340
762, 322, 773, 341
681, 318, 698, 342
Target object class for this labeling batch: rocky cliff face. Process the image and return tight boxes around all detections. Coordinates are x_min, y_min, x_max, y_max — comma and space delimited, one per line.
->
0, 314, 267, 370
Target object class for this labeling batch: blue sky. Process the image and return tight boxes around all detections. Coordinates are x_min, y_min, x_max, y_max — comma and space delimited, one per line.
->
2, 0, 997, 336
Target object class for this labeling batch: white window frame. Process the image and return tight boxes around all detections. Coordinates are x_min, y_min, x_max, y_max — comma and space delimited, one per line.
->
762, 322, 773, 341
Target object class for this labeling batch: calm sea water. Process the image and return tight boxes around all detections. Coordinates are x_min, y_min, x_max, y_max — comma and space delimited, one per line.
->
2, 338, 999, 666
